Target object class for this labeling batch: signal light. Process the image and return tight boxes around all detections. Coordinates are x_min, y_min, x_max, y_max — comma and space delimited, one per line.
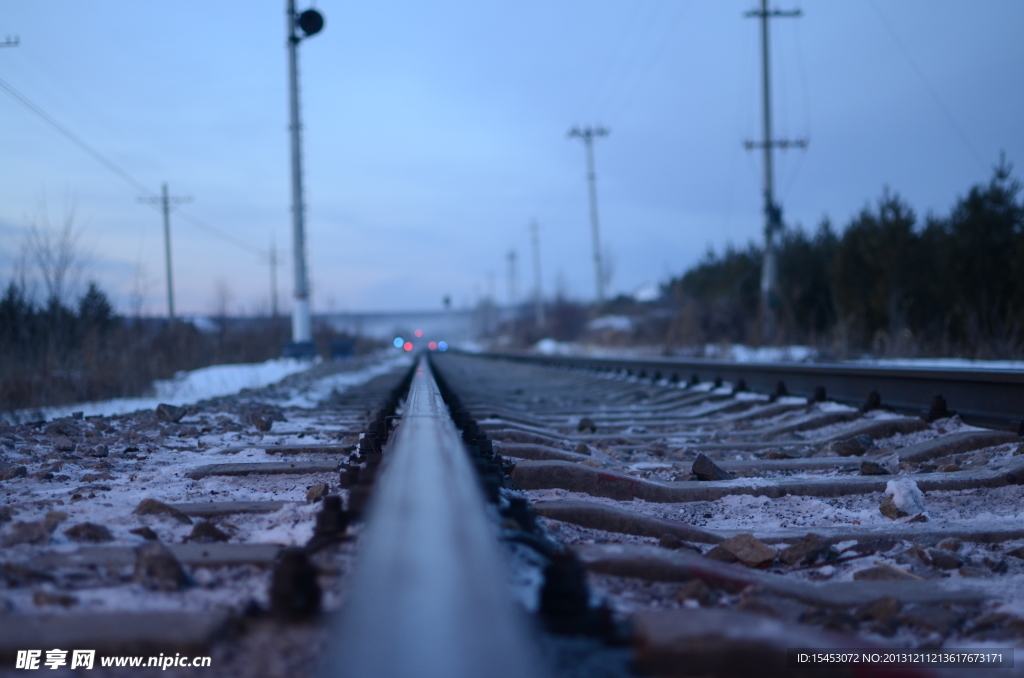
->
393, 337, 404, 348
428, 341, 437, 350
437, 341, 448, 352
414, 329, 424, 338
403, 342, 413, 351
297, 9, 324, 36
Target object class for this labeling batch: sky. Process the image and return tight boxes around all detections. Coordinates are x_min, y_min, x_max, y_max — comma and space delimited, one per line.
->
1, 1, 1022, 316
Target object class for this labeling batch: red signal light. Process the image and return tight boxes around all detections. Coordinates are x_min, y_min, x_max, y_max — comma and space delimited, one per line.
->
403, 342, 413, 351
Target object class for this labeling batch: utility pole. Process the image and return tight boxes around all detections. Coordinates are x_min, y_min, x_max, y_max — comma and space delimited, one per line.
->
568, 125, 609, 307
506, 250, 517, 309
285, 0, 324, 354
139, 183, 192, 321
529, 220, 545, 332
744, 0, 807, 342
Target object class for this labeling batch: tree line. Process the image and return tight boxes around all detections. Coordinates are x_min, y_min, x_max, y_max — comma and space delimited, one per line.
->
0, 280, 270, 413
665, 159, 1024, 358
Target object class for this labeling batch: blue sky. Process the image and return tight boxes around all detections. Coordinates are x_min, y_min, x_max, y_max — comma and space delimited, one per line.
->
1, 1, 1022, 315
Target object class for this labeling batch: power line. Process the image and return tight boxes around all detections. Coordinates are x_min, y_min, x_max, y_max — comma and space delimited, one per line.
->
175, 211, 265, 256
603, 1, 690, 124
0, 75, 154, 197
0, 74, 268, 257
867, 0, 987, 172
592, 1, 668, 120
580, 2, 646, 115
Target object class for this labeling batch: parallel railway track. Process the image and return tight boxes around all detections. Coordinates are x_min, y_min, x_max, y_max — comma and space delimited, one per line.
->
1, 350, 1023, 676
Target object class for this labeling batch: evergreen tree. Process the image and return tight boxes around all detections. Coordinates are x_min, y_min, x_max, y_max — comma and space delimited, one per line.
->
832, 189, 920, 348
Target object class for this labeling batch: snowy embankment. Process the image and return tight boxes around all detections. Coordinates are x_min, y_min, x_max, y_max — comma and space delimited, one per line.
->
7, 352, 411, 423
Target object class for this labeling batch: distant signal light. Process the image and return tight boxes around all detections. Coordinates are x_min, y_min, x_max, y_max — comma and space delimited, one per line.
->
437, 341, 448, 351
414, 329, 424, 338
428, 341, 437, 350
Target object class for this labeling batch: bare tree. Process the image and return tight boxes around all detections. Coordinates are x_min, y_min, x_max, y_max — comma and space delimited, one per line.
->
22, 195, 87, 308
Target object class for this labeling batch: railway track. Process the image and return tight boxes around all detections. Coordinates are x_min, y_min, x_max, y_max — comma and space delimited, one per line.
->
1, 350, 1023, 676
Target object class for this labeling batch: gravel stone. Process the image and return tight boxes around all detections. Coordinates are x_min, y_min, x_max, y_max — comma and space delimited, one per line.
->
134, 541, 190, 590
830, 434, 875, 457
779, 533, 827, 565
1, 520, 57, 547
717, 533, 776, 568
187, 521, 230, 543
156, 403, 187, 423
691, 453, 733, 481
132, 498, 193, 524
64, 522, 114, 543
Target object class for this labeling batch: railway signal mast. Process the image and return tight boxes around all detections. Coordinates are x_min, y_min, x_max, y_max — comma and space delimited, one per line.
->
744, 0, 807, 342
285, 0, 324, 356
568, 126, 609, 307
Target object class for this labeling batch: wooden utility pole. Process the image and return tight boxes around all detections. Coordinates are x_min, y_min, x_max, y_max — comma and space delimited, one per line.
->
139, 183, 191, 321
744, 0, 807, 342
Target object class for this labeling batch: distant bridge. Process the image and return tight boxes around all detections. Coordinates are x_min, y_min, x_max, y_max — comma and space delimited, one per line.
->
320, 307, 515, 343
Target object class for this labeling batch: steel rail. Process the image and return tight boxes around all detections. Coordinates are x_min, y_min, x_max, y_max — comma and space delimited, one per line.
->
322, 356, 547, 678
473, 352, 1024, 432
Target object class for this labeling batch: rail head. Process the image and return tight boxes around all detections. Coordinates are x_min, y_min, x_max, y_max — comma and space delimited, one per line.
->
322, 356, 547, 678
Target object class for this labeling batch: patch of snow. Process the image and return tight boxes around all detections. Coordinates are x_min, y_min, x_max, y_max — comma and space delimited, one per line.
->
633, 282, 660, 302
816, 401, 857, 413
885, 478, 928, 516
11, 358, 316, 422
180, 315, 220, 334
629, 461, 675, 472
152, 359, 313, 402
852, 357, 1024, 372
535, 338, 573, 355
10, 353, 409, 422
704, 344, 818, 363
280, 353, 413, 408
587, 315, 634, 332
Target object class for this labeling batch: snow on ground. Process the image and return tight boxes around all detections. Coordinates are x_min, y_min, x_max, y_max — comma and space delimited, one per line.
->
703, 343, 817, 362
853, 357, 1024, 371
279, 354, 412, 408
7, 352, 412, 423
0, 354, 411, 616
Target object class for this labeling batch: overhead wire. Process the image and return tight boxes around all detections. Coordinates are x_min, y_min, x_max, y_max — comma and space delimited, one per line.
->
175, 211, 267, 257
12, 40, 127, 146
591, 0, 667, 121
0, 74, 269, 257
603, 1, 690, 124
866, 0, 987, 172
779, 17, 811, 203
579, 2, 646, 116
0, 75, 154, 198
